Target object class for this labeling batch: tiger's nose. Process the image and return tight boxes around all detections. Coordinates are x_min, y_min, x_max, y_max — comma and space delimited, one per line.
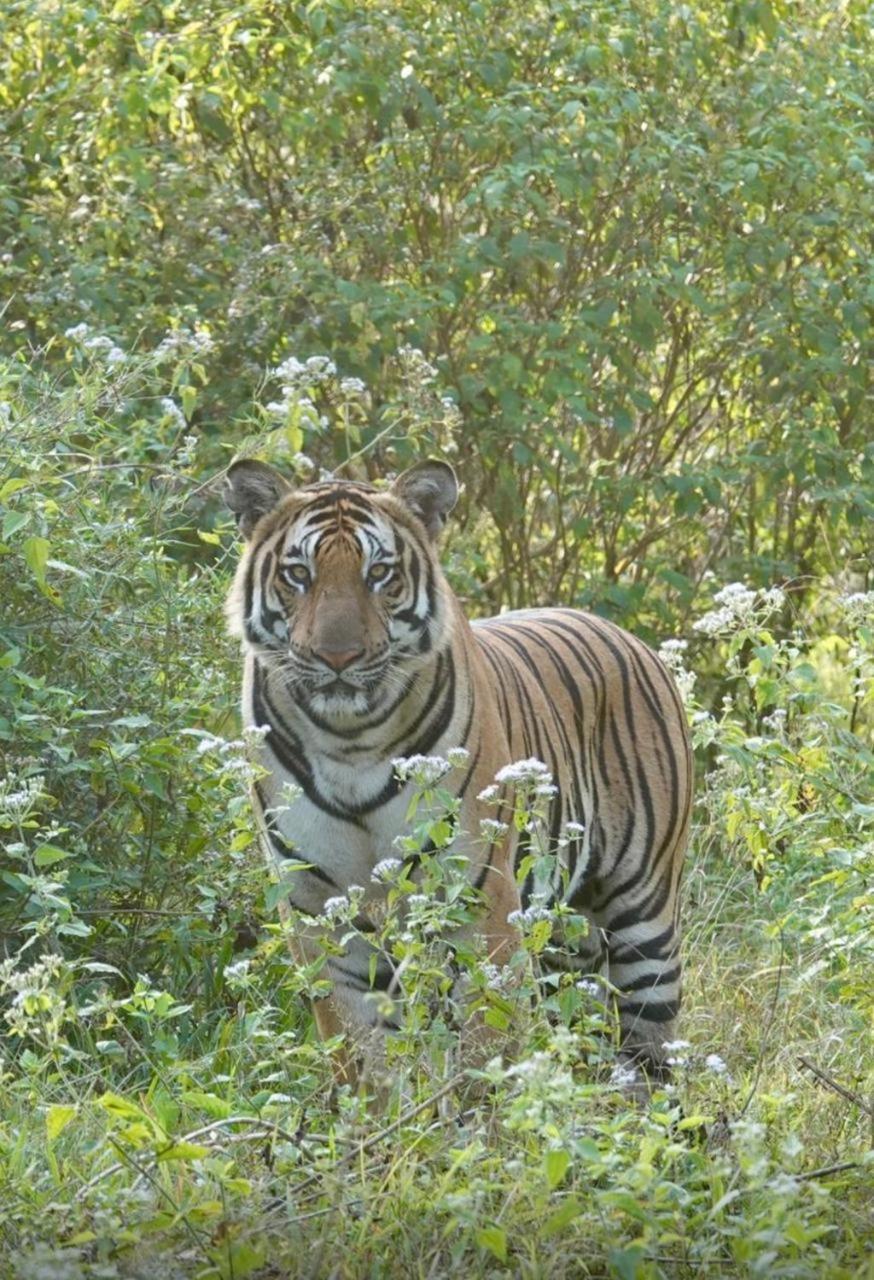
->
316, 646, 364, 672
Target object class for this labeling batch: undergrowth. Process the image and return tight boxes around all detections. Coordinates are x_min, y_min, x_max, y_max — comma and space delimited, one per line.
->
0, 347, 871, 1278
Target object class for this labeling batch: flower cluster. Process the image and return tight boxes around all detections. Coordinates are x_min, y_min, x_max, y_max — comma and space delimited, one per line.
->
371, 857, 403, 882
187, 726, 272, 785
494, 758, 551, 786
159, 396, 186, 431
273, 354, 337, 387
659, 637, 697, 703
321, 885, 364, 923
64, 325, 126, 366
507, 903, 552, 928
154, 327, 214, 361
397, 345, 438, 384
392, 754, 451, 786
840, 591, 874, 629
479, 817, 509, 843
0, 773, 46, 820
693, 582, 785, 636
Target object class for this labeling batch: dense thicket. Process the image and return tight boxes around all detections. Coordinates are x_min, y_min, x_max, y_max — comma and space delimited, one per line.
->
2, 0, 871, 623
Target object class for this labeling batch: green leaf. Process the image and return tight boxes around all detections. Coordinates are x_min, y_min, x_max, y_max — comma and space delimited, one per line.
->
156, 1141, 211, 1162
476, 1225, 507, 1263
544, 1147, 571, 1188
46, 1105, 77, 1141
98, 1092, 150, 1123
34, 844, 74, 867
0, 477, 29, 502
2, 510, 29, 539
181, 1091, 233, 1120
21, 536, 50, 587
542, 1198, 582, 1237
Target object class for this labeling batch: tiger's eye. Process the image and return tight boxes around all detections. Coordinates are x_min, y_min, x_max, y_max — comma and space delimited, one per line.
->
285, 563, 311, 587
368, 563, 393, 585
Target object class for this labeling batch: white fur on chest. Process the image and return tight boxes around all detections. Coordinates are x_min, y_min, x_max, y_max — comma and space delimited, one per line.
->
259, 755, 412, 891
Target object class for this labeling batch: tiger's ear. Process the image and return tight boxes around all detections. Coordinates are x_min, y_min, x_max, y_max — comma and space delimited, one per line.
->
392, 460, 458, 540
224, 459, 292, 538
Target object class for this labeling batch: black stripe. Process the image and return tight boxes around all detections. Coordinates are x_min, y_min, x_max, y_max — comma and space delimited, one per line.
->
619, 998, 680, 1023
610, 924, 678, 965
621, 963, 681, 993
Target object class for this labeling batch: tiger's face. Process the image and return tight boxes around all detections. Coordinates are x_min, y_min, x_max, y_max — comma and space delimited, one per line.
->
225, 460, 458, 719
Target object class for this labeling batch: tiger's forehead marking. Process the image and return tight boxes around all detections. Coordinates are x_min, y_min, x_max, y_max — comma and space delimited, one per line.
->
280, 482, 395, 561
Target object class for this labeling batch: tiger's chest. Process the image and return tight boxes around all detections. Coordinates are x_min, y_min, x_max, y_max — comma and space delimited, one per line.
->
254, 746, 415, 911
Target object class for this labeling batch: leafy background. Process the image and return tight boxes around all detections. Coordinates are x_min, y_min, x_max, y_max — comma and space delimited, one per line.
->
0, 1, 871, 1276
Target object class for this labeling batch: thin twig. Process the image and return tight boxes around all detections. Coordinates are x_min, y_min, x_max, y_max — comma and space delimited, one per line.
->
797, 1056, 874, 1117
793, 1160, 863, 1183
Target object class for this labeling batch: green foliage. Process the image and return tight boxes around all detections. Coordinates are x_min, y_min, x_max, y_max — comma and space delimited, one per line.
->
0, 0, 872, 1275
2, 0, 872, 625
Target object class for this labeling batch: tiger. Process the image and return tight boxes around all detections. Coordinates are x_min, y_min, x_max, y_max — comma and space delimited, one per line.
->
224, 458, 693, 1084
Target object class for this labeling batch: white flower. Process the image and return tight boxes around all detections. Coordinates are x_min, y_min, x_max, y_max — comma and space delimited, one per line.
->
495, 758, 551, 785
693, 581, 786, 638
160, 397, 186, 430
507, 1051, 554, 1081
392, 754, 450, 785
339, 376, 367, 396
563, 821, 585, 836
713, 582, 757, 609
841, 591, 874, 628
224, 959, 251, 985
273, 356, 305, 383
507, 904, 552, 928
64, 323, 91, 341
705, 1053, 731, 1077
177, 435, 198, 466
322, 896, 350, 920
609, 1062, 640, 1088
305, 355, 336, 378
446, 746, 471, 769
535, 781, 558, 799
155, 327, 213, 360
477, 784, 500, 803
291, 452, 316, 476
662, 1038, 691, 1051
397, 345, 437, 382
576, 978, 601, 998
693, 607, 735, 636
479, 818, 509, 843
761, 587, 786, 611
371, 857, 403, 882
0, 774, 46, 818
